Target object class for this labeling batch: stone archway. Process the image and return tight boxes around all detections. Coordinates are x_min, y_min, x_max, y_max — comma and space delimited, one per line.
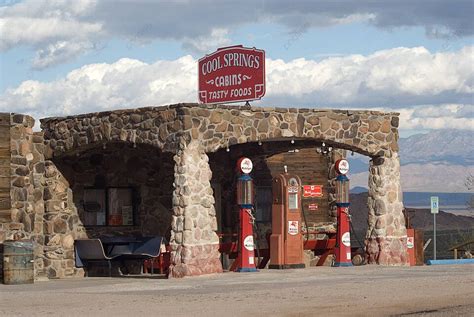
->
37, 103, 407, 278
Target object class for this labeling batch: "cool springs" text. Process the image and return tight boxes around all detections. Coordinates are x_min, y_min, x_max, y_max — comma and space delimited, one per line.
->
201, 53, 261, 75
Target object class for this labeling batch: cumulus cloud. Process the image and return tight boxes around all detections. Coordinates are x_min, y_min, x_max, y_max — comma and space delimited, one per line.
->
1, 55, 197, 119
1, 46, 472, 132
0, 0, 101, 66
264, 46, 473, 107
395, 105, 474, 130
1, 0, 473, 67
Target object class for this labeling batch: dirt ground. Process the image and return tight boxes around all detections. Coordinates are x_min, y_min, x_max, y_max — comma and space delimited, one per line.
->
1, 264, 473, 317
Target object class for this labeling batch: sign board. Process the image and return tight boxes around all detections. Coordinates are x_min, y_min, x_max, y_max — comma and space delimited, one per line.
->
430, 196, 439, 214
288, 221, 299, 235
341, 232, 351, 247
198, 45, 265, 104
335, 159, 350, 175
238, 157, 253, 174
308, 203, 318, 211
243, 235, 254, 251
303, 185, 323, 198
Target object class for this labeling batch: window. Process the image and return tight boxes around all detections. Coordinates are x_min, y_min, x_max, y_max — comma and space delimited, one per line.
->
82, 187, 136, 226
107, 188, 134, 226
83, 189, 106, 226
255, 186, 272, 222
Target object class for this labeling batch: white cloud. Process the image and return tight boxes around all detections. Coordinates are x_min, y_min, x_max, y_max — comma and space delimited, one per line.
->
394, 105, 474, 131
1, 46, 472, 132
31, 41, 97, 69
1, 55, 196, 119
1, 0, 473, 67
0, 0, 101, 66
263, 46, 473, 107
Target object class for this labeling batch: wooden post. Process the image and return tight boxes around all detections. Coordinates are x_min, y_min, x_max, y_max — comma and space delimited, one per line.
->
0, 113, 11, 224
454, 248, 458, 260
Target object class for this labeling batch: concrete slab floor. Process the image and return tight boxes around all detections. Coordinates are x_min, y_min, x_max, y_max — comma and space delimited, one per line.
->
1, 265, 473, 317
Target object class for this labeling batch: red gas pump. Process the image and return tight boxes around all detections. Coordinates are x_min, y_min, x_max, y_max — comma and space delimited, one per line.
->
235, 157, 258, 272
334, 159, 352, 267
269, 172, 305, 269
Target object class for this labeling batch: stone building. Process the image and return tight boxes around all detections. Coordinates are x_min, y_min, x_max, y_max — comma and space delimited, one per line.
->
0, 103, 408, 279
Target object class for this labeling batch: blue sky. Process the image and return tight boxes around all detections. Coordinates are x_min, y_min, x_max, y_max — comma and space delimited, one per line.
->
0, 0, 473, 136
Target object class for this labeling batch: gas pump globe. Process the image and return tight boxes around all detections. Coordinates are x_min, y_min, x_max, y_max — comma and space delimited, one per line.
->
334, 159, 353, 267
335, 174, 350, 206
236, 174, 254, 208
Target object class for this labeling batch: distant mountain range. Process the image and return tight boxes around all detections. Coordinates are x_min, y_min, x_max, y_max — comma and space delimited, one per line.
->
349, 129, 474, 192
399, 129, 473, 166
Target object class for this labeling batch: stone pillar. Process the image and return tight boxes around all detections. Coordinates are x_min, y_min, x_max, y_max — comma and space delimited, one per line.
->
42, 161, 87, 278
169, 140, 222, 277
8, 114, 48, 277
366, 152, 408, 265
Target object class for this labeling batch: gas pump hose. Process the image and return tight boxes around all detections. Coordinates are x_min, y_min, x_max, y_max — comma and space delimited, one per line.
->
301, 205, 310, 242
248, 208, 261, 268
347, 212, 366, 265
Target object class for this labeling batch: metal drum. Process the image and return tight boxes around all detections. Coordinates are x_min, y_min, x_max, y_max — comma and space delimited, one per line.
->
3, 240, 34, 285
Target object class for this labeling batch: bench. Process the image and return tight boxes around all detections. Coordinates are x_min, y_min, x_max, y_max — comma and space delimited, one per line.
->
74, 237, 165, 276
117, 236, 164, 274
74, 239, 119, 277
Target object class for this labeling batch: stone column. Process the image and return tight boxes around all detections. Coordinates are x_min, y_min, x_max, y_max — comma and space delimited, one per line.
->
42, 161, 87, 278
366, 152, 408, 265
169, 140, 222, 277
8, 115, 48, 277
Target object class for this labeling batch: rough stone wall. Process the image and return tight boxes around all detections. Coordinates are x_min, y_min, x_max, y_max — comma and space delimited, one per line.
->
42, 161, 87, 278
41, 104, 399, 159
0, 114, 86, 279
179, 105, 399, 157
366, 153, 408, 265
40, 106, 181, 157
169, 140, 222, 277
6, 115, 47, 277
54, 143, 174, 239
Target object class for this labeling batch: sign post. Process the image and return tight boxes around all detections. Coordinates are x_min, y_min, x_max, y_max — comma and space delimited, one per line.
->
430, 196, 439, 260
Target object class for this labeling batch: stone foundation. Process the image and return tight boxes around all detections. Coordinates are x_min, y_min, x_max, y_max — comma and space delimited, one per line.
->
366, 237, 408, 265
169, 244, 222, 278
